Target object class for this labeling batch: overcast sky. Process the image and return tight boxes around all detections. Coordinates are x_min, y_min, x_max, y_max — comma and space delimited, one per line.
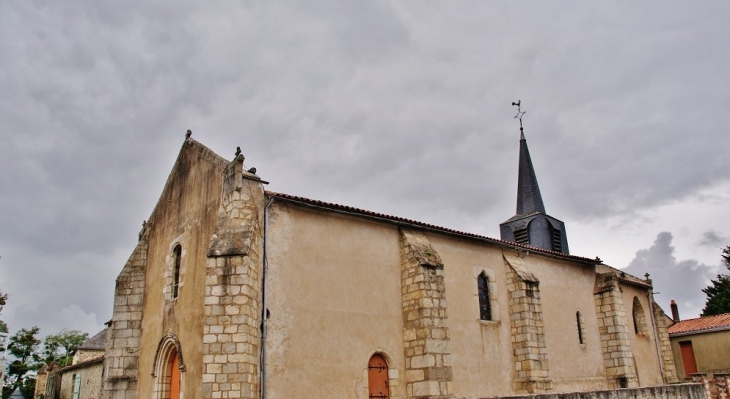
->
2, 1, 729, 339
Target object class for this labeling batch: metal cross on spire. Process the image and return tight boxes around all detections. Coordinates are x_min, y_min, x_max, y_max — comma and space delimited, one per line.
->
512, 100, 526, 134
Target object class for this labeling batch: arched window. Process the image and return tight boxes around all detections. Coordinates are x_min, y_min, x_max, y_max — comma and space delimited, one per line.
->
576, 311, 584, 344
632, 296, 648, 335
153, 333, 185, 399
478, 273, 492, 321
172, 245, 181, 299
368, 354, 390, 399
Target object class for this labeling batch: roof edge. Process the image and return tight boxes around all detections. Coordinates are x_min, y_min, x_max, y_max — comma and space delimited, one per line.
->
669, 325, 730, 338
266, 191, 599, 265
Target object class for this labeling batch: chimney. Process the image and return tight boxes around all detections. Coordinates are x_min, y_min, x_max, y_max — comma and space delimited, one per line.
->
670, 300, 680, 322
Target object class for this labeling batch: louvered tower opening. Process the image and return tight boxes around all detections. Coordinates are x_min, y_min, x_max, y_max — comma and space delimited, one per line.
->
514, 228, 529, 245
552, 229, 562, 252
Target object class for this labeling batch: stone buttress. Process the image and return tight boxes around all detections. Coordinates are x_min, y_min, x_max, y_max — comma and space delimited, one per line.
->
102, 224, 150, 399
593, 273, 638, 388
503, 253, 552, 394
203, 152, 266, 399
399, 229, 454, 399
647, 286, 679, 384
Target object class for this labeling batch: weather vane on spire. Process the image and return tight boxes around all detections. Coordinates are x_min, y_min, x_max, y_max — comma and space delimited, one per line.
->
512, 100, 526, 133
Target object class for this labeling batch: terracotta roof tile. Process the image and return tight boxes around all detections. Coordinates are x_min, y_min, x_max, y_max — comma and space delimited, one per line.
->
668, 313, 730, 336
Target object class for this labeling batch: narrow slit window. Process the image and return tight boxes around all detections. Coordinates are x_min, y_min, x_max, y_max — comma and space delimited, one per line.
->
576, 311, 584, 344
172, 245, 181, 299
478, 273, 492, 321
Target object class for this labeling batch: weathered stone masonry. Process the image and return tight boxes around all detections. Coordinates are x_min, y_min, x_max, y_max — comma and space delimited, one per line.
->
103, 225, 149, 399
203, 153, 266, 399
504, 253, 552, 394
593, 273, 638, 389
400, 229, 454, 399
648, 289, 679, 384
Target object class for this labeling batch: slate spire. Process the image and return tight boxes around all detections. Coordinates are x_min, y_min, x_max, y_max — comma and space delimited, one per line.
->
500, 101, 569, 254
516, 130, 546, 215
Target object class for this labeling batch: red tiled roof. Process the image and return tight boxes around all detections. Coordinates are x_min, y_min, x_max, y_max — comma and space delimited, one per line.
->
668, 313, 730, 336
265, 191, 600, 265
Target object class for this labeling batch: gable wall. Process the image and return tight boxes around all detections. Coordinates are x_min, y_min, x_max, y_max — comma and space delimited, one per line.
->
136, 142, 226, 397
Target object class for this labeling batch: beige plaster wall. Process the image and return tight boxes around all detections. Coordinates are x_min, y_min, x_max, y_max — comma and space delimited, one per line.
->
621, 286, 663, 386
266, 203, 406, 399
264, 202, 664, 398
433, 234, 608, 396
671, 329, 730, 380
136, 144, 226, 398
430, 235, 515, 397
59, 362, 103, 399
526, 255, 608, 392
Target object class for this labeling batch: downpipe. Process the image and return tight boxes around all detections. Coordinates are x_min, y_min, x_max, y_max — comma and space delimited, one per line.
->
260, 197, 274, 399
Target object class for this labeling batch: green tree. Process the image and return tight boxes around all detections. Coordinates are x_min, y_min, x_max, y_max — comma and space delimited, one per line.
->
3, 327, 41, 398
701, 245, 730, 316
42, 330, 89, 367
0, 289, 7, 333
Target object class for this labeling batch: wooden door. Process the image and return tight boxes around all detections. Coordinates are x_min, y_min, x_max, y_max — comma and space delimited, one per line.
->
679, 341, 698, 377
368, 354, 390, 399
169, 350, 181, 399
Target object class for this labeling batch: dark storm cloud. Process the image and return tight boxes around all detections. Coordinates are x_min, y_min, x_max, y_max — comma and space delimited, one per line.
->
1, 1, 730, 336
699, 230, 727, 249
623, 232, 719, 319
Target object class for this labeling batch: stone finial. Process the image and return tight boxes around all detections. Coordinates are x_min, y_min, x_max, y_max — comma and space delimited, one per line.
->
234, 146, 244, 163
138, 220, 147, 242
185, 130, 192, 138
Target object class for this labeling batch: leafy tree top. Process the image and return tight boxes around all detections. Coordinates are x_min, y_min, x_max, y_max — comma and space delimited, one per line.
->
701, 244, 730, 317
0, 289, 7, 333
43, 330, 89, 367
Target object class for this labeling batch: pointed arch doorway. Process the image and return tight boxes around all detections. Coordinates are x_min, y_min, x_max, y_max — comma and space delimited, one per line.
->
368, 354, 390, 399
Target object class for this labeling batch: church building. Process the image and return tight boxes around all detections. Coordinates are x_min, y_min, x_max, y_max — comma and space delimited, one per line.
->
102, 125, 697, 399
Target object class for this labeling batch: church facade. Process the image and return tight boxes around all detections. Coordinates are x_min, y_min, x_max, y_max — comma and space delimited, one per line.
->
102, 131, 685, 399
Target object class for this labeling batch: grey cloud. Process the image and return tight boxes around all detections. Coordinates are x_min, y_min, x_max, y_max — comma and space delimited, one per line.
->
623, 232, 719, 319
2, 1, 730, 337
699, 230, 727, 249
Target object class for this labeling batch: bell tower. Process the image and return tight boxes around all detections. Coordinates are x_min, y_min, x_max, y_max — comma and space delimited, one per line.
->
500, 101, 569, 254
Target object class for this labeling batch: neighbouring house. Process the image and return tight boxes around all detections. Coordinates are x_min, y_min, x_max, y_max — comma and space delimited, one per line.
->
668, 309, 730, 380
100, 129, 700, 399
38, 329, 107, 399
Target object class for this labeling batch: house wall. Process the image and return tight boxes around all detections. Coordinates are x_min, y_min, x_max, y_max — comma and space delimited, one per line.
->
135, 141, 227, 398
671, 329, 730, 380
59, 362, 104, 399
